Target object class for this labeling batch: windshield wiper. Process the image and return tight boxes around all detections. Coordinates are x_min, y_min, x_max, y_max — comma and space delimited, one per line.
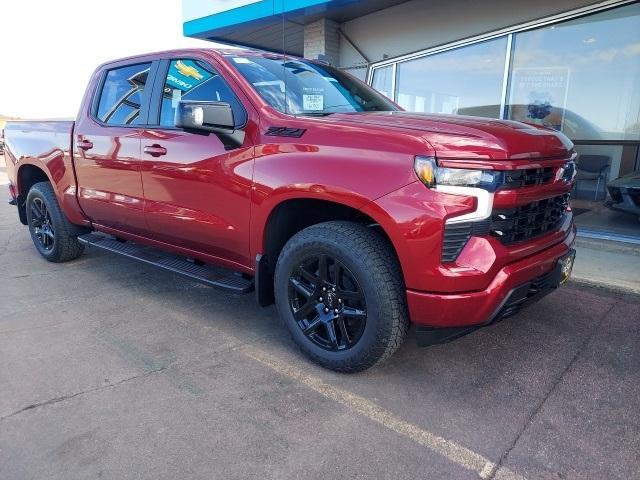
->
297, 112, 334, 117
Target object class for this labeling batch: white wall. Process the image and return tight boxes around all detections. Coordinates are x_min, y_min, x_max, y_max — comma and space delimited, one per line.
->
339, 0, 602, 76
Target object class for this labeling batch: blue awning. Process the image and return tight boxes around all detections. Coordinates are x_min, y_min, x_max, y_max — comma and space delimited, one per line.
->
183, 0, 408, 55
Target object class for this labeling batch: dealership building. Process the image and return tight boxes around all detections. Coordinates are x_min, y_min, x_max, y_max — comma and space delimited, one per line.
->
183, 0, 640, 239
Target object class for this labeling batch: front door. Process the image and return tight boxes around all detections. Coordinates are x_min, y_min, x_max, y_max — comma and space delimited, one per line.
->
139, 57, 255, 268
74, 61, 154, 236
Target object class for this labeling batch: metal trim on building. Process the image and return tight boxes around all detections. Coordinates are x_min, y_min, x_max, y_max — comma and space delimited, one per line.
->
366, 0, 637, 83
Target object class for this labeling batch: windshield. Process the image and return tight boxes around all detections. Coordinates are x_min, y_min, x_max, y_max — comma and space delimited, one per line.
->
226, 54, 398, 115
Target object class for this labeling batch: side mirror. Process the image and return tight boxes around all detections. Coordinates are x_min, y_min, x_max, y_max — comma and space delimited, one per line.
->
175, 101, 235, 134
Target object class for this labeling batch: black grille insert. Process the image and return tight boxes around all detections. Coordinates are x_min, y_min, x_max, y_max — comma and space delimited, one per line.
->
491, 267, 561, 322
442, 219, 490, 262
491, 194, 569, 245
503, 167, 555, 188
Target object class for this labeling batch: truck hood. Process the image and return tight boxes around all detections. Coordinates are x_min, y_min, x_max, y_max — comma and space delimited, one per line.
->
329, 111, 574, 161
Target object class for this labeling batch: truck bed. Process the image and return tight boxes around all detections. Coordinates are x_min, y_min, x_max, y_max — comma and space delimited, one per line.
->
4, 120, 74, 163
3, 120, 80, 226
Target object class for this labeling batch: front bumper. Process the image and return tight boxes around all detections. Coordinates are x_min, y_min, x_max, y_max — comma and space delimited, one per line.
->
407, 224, 576, 328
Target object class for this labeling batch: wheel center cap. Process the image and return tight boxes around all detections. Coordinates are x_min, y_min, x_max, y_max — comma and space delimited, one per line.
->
324, 291, 338, 308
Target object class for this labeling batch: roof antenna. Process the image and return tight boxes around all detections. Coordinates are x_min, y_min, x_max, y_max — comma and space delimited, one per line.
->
281, 6, 288, 115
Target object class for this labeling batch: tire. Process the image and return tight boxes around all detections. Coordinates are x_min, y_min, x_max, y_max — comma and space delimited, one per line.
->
274, 221, 409, 373
26, 181, 85, 262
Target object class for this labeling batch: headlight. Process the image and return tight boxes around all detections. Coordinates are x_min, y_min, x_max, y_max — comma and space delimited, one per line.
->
414, 156, 500, 189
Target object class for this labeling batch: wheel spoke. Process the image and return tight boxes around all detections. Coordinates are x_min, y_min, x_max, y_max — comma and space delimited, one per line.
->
31, 204, 43, 222
325, 321, 338, 349
318, 254, 329, 282
289, 277, 314, 299
298, 266, 318, 285
335, 264, 345, 289
302, 316, 322, 335
337, 290, 361, 302
342, 306, 366, 318
294, 300, 317, 321
337, 316, 351, 347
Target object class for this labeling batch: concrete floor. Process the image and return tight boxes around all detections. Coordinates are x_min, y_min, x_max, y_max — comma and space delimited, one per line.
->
572, 237, 640, 294
572, 198, 640, 238
1, 163, 639, 479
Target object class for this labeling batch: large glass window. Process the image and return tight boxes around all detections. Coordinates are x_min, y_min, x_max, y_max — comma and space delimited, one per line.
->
159, 59, 247, 128
371, 65, 394, 100
96, 63, 151, 125
368, 2, 640, 237
392, 37, 508, 118
507, 2, 640, 141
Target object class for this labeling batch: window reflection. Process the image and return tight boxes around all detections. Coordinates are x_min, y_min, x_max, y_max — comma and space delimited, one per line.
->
392, 38, 507, 118
159, 59, 247, 128
96, 63, 151, 125
507, 3, 640, 141
371, 65, 394, 100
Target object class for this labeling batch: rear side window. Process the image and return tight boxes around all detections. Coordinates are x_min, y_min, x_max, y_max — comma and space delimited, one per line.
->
159, 59, 247, 128
96, 63, 152, 125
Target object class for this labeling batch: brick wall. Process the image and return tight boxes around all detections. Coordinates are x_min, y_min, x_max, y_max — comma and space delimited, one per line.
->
303, 18, 340, 65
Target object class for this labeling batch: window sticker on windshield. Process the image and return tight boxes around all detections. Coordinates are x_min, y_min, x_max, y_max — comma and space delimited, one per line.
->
303, 94, 324, 111
171, 89, 182, 108
233, 57, 252, 64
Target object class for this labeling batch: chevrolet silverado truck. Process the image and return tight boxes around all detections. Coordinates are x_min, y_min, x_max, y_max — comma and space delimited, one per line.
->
4, 48, 577, 372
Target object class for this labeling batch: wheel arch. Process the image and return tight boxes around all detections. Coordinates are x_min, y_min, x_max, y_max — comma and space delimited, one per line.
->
254, 195, 403, 307
15, 163, 52, 225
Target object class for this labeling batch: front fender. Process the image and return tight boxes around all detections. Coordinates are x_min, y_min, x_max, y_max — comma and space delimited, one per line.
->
249, 143, 420, 260
250, 183, 373, 259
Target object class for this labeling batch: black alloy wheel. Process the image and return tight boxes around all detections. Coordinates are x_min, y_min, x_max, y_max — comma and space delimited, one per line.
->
274, 221, 409, 373
289, 254, 367, 351
30, 197, 55, 251
26, 182, 85, 262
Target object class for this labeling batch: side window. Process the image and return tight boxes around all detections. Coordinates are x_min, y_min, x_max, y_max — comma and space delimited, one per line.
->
96, 63, 152, 125
159, 59, 247, 128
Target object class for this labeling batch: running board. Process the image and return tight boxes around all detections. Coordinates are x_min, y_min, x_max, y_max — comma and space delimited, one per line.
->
78, 233, 253, 294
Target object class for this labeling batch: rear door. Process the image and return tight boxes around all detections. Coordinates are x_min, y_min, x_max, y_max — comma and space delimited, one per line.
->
74, 60, 157, 236
138, 56, 256, 268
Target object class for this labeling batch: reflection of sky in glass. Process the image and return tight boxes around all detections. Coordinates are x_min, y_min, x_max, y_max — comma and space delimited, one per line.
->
371, 66, 393, 100
509, 3, 640, 140
395, 38, 507, 118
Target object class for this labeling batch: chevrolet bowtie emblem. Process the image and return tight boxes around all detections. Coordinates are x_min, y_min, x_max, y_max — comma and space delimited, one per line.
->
175, 60, 203, 80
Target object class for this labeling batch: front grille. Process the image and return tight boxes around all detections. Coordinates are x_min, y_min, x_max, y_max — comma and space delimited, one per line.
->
490, 194, 569, 245
503, 167, 555, 188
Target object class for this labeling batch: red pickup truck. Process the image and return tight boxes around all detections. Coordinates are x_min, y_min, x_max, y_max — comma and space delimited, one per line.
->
4, 48, 577, 372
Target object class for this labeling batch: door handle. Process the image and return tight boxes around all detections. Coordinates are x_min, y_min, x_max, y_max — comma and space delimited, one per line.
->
77, 139, 93, 150
143, 144, 167, 157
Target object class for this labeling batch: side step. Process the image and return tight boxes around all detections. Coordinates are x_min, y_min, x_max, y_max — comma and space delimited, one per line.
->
78, 233, 253, 294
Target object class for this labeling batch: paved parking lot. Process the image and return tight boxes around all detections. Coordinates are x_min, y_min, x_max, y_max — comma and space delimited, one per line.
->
1, 163, 639, 480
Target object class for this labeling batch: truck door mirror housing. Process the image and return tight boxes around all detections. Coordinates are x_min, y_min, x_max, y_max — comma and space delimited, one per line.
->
175, 101, 236, 134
